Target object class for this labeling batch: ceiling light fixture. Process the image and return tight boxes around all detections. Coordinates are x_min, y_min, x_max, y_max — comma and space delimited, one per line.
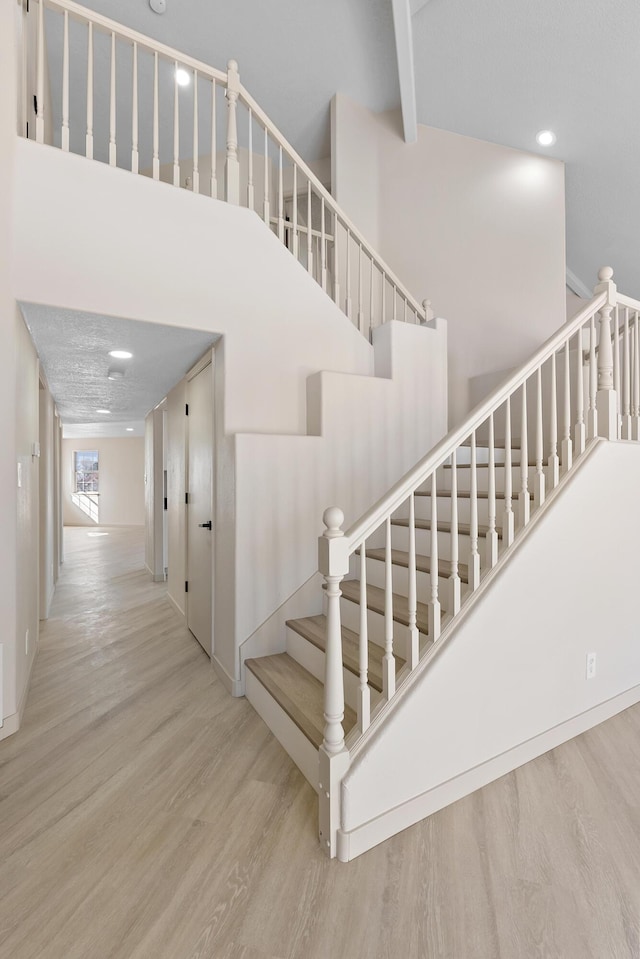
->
109, 350, 133, 359
536, 130, 556, 147
96, 409, 111, 414
126, 428, 134, 432
176, 68, 191, 87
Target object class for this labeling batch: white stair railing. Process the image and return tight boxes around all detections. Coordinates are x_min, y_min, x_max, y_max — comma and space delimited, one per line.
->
318, 267, 640, 857
24, 0, 428, 340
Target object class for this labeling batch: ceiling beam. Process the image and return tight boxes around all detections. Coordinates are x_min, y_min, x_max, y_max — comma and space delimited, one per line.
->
391, 0, 418, 144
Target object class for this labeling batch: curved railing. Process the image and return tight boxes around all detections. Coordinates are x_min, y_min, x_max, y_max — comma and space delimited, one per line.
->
318, 267, 640, 856
25, 0, 429, 340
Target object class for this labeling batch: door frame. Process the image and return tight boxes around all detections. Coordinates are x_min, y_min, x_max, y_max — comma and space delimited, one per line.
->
184, 349, 215, 657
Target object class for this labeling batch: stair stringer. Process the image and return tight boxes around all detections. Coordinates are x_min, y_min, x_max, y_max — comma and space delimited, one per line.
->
337, 440, 640, 861
235, 318, 447, 687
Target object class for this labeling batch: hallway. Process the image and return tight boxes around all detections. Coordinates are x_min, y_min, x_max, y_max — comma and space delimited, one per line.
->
1, 527, 639, 958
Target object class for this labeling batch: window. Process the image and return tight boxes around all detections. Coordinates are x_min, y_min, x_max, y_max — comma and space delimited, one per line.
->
74, 450, 99, 493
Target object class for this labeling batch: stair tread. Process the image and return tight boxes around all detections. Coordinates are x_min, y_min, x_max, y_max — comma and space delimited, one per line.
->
416, 489, 506, 500
365, 548, 469, 584
286, 614, 404, 693
392, 517, 503, 538
246, 653, 357, 750
340, 579, 430, 634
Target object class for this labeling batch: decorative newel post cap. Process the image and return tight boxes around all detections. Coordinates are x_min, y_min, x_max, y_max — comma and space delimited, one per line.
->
227, 59, 238, 72
598, 266, 614, 282
323, 506, 344, 537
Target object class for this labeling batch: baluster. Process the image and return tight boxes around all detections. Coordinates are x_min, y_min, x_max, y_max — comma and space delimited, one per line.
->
333, 217, 340, 307
85, 22, 93, 158
210, 80, 217, 198
152, 52, 159, 179
383, 517, 396, 699
320, 199, 327, 292
172, 62, 180, 186
519, 382, 530, 526
246, 107, 253, 208
191, 71, 199, 192
131, 43, 139, 173
548, 353, 559, 489
318, 507, 349, 860
277, 146, 284, 242
345, 230, 352, 320
634, 313, 640, 440
449, 450, 462, 611
382, 276, 386, 324
534, 366, 545, 508
392, 284, 397, 321
369, 258, 374, 336
61, 10, 69, 151
306, 181, 313, 275
562, 340, 573, 472
594, 267, 617, 439
36, 0, 45, 143
623, 307, 631, 439
109, 33, 116, 166
225, 60, 240, 204
358, 542, 370, 732
357, 244, 364, 333
404, 298, 408, 323
429, 471, 442, 638
468, 434, 481, 591
262, 125, 269, 224
406, 495, 419, 669
292, 166, 298, 259
486, 414, 499, 567
614, 304, 621, 437
503, 397, 515, 546
587, 312, 597, 439
575, 328, 586, 454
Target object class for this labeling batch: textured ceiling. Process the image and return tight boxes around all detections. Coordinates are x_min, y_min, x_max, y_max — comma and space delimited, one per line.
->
21, 304, 217, 436
44, 0, 640, 298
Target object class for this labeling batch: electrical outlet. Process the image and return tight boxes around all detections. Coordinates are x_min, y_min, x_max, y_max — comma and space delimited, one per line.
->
25, 628, 29, 656
586, 652, 596, 679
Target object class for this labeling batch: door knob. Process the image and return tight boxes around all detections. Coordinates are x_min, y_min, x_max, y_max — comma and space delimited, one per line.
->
198, 521, 212, 530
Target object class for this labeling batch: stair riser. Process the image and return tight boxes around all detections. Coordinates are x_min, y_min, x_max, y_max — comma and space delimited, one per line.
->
286, 625, 364, 713
454, 446, 522, 466
414, 495, 496, 526
391, 523, 501, 563
439, 464, 539, 493
358, 557, 458, 614
339, 593, 426, 655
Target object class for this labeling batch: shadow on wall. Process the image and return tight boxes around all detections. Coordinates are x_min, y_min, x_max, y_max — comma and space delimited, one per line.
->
70, 491, 99, 523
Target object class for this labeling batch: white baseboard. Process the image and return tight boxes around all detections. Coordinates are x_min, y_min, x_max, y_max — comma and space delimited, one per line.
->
212, 653, 243, 697
0, 641, 39, 743
166, 592, 185, 621
145, 563, 165, 583
337, 681, 640, 862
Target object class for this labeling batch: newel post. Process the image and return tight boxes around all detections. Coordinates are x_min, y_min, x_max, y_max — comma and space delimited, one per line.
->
317, 507, 350, 859
594, 266, 618, 440
224, 59, 240, 205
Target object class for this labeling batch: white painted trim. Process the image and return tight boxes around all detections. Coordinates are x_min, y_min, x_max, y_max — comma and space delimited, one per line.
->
212, 652, 243, 697
245, 669, 320, 790
0, 641, 39, 742
566, 267, 592, 300
338, 680, 640, 862
166, 591, 185, 621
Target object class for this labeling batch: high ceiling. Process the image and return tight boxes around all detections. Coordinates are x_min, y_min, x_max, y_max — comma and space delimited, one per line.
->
71, 0, 640, 300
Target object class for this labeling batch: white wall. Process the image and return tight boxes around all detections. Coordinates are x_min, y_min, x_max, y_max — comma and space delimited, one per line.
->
62, 437, 145, 527
332, 95, 567, 427
340, 441, 640, 847
39, 382, 56, 618
166, 379, 187, 617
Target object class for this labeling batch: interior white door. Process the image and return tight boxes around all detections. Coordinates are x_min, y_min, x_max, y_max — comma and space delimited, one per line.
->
186, 360, 213, 655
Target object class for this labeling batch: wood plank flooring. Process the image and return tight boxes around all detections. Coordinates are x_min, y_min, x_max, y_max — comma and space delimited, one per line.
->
1, 526, 640, 958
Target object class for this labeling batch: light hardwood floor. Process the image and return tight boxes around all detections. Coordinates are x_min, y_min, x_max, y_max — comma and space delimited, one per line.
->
1, 526, 640, 958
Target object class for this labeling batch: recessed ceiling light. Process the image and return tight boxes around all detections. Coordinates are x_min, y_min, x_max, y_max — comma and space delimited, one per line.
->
96, 409, 111, 414
108, 350, 133, 359
176, 68, 190, 87
126, 428, 134, 432
536, 130, 556, 147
